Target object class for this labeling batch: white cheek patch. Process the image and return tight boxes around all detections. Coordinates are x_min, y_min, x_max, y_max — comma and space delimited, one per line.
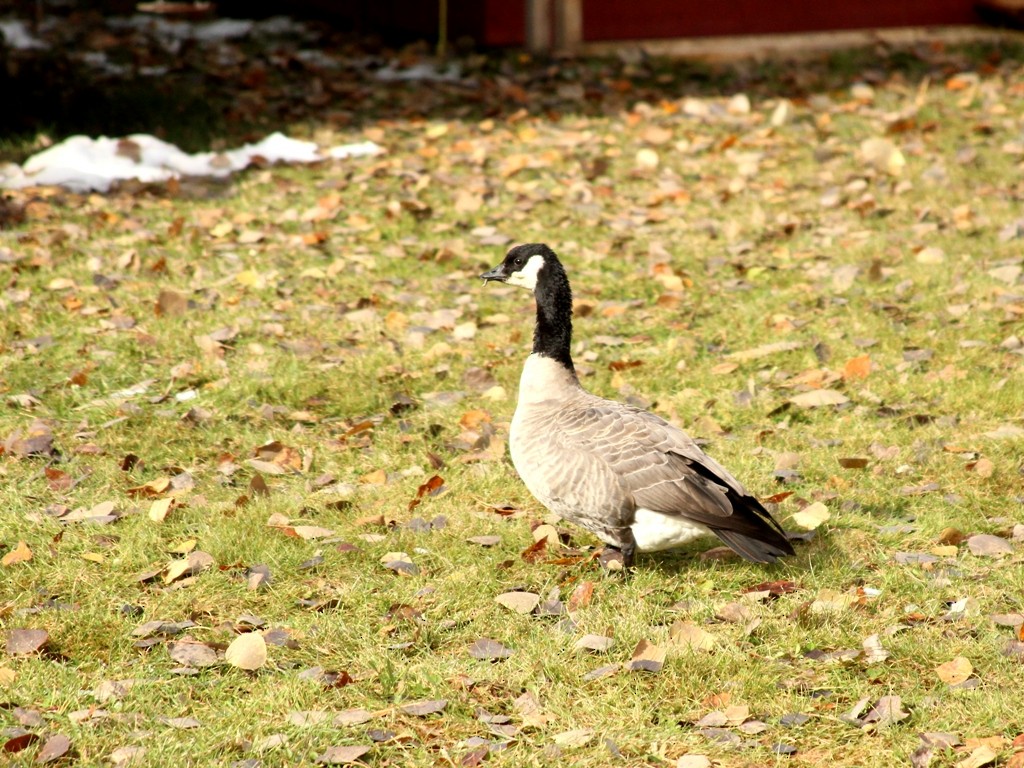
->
506, 254, 545, 290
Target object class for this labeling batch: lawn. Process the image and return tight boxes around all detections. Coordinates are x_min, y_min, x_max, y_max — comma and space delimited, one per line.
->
2, 20, 1024, 768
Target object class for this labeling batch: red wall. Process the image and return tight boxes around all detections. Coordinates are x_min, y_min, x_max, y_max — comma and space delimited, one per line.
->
580, 0, 981, 41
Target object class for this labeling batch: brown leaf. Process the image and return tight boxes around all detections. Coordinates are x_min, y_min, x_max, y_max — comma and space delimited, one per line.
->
970, 457, 995, 478
286, 525, 335, 541
126, 476, 171, 498
334, 709, 375, 726
861, 695, 910, 728
45, 467, 73, 491
567, 581, 595, 611
4, 419, 55, 457
742, 580, 799, 597
967, 534, 1013, 558
956, 746, 998, 768
35, 733, 72, 763
2, 540, 33, 566
5, 628, 48, 655
315, 745, 371, 764
399, 699, 447, 717
167, 640, 218, 668
156, 289, 189, 316
3, 733, 39, 754
520, 536, 548, 563
627, 639, 666, 673
408, 474, 445, 511
163, 551, 215, 583
838, 457, 869, 469
468, 638, 513, 660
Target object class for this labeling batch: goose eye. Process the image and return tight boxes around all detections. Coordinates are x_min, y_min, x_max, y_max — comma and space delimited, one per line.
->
514, 257, 523, 266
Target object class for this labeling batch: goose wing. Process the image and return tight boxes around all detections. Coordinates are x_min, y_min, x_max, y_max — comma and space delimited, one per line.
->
555, 400, 793, 562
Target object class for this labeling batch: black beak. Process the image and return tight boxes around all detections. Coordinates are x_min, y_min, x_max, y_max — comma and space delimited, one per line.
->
480, 263, 508, 283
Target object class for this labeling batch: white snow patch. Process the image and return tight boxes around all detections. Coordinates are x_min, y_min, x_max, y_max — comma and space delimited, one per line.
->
1, 133, 385, 193
375, 61, 463, 83
0, 19, 47, 50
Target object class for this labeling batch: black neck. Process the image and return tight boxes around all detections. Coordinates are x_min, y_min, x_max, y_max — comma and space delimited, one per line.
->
533, 263, 575, 372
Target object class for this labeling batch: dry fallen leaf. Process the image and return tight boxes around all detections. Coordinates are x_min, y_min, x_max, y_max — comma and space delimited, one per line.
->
971, 457, 995, 478
148, 497, 173, 523
495, 591, 541, 614
163, 551, 215, 583
2, 540, 33, 566
956, 745, 998, 768
861, 695, 910, 729
35, 733, 73, 764
935, 656, 973, 685
677, 757, 712, 768
468, 638, 513, 660
225, 632, 268, 671
5, 628, 48, 655
315, 745, 372, 765
167, 640, 218, 668
791, 501, 830, 530
789, 389, 849, 408
843, 354, 872, 380
399, 699, 447, 717
967, 534, 1013, 558
668, 620, 717, 651
574, 634, 615, 653
552, 728, 595, 747
627, 639, 666, 673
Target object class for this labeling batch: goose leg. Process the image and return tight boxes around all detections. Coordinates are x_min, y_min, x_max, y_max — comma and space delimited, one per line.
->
597, 532, 637, 571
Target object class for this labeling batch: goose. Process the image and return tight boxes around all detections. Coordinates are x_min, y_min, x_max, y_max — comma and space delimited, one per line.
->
480, 243, 794, 569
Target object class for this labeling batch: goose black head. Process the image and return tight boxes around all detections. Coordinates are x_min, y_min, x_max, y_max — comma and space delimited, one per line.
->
480, 243, 558, 292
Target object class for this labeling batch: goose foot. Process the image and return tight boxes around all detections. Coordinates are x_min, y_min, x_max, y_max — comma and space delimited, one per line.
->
597, 542, 635, 572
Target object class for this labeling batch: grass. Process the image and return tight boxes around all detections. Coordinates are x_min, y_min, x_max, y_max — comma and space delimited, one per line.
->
2, 34, 1024, 768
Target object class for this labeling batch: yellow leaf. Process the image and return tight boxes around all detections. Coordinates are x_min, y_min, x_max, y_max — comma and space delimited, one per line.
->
791, 501, 830, 530
81, 552, 105, 564
210, 221, 234, 238
148, 498, 173, 523
168, 538, 197, 555
668, 620, 717, 651
360, 468, 387, 485
235, 269, 265, 289
2, 540, 33, 566
225, 632, 267, 671
0, 666, 16, 686
935, 656, 972, 685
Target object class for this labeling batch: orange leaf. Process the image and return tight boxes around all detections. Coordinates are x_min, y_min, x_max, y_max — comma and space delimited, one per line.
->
2, 540, 33, 566
567, 581, 595, 611
521, 537, 548, 563
843, 354, 872, 380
